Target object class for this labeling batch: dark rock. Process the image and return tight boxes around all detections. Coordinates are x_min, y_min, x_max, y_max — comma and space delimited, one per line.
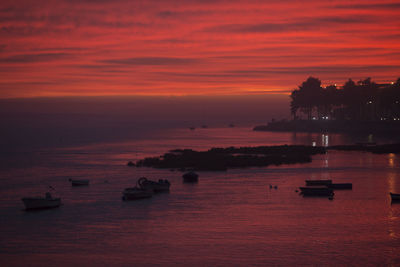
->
134, 145, 326, 171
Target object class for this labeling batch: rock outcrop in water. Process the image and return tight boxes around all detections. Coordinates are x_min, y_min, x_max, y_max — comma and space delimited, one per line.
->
134, 145, 326, 171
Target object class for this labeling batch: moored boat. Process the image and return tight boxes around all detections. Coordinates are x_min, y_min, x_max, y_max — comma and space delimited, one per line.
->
69, 179, 90, 186
390, 192, 400, 202
138, 177, 170, 192
21, 192, 61, 210
305, 179, 332, 186
122, 187, 153, 200
183, 171, 199, 183
299, 186, 334, 196
327, 183, 352, 189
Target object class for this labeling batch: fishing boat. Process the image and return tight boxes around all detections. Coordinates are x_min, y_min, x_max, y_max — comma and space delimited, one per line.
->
21, 192, 61, 210
122, 187, 153, 200
390, 192, 400, 202
137, 177, 170, 192
69, 179, 90, 186
305, 179, 332, 186
299, 186, 334, 196
327, 183, 352, 189
183, 171, 199, 183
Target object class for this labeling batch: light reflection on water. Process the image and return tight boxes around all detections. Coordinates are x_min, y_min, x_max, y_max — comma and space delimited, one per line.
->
1, 128, 400, 266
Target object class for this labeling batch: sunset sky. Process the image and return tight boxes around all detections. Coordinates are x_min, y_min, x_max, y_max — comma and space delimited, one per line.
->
0, 0, 399, 98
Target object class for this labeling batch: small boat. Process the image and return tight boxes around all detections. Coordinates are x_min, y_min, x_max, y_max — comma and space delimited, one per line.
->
390, 192, 400, 202
183, 171, 199, 183
327, 183, 352, 189
21, 192, 61, 210
305, 179, 332, 186
299, 186, 334, 196
137, 177, 170, 192
69, 178, 89, 186
122, 187, 153, 201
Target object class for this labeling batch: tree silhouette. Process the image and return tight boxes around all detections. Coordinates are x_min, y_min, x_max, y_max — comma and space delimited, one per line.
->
289, 76, 400, 121
290, 77, 323, 120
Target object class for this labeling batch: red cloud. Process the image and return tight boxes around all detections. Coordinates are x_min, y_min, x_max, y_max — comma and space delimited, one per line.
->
0, 0, 399, 97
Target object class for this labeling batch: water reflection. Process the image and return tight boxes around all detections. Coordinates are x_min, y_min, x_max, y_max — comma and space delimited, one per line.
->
322, 134, 329, 147
291, 131, 400, 147
387, 172, 397, 194
312, 141, 316, 147
291, 132, 347, 146
388, 153, 395, 168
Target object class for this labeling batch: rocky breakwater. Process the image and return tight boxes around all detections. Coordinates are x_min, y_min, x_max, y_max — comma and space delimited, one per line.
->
133, 145, 326, 171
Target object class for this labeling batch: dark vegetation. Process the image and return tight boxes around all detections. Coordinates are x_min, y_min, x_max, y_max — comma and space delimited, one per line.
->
254, 76, 400, 133
290, 76, 400, 121
134, 145, 326, 171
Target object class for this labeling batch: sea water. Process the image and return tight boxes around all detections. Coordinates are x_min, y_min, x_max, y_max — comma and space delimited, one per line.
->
1, 123, 400, 266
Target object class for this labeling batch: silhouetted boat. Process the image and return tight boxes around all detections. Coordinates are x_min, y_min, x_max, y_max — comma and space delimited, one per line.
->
183, 171, 199, 182
327, 183, 352, 189
122, 187, 153, 200
189, 127, 195, 130
299, 186, 334, 196
305, 179, 332, 186
21, 192, 61, 210
138, 177, 170, 192
69, 179, 89, 186
390, 192, 400, 202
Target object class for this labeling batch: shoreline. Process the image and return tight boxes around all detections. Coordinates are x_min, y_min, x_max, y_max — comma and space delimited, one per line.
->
253, 120, 400, 134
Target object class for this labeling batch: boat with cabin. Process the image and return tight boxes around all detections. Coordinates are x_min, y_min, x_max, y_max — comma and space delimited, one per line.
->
305, 180, 332, 186
21, 192, 61, 210
137, 177, 170, 192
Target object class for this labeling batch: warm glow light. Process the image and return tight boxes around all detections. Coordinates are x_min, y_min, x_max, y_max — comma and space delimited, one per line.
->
321, 134, 329, 147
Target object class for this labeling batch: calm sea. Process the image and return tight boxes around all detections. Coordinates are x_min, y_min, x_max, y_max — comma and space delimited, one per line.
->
1, 125, 400, 266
